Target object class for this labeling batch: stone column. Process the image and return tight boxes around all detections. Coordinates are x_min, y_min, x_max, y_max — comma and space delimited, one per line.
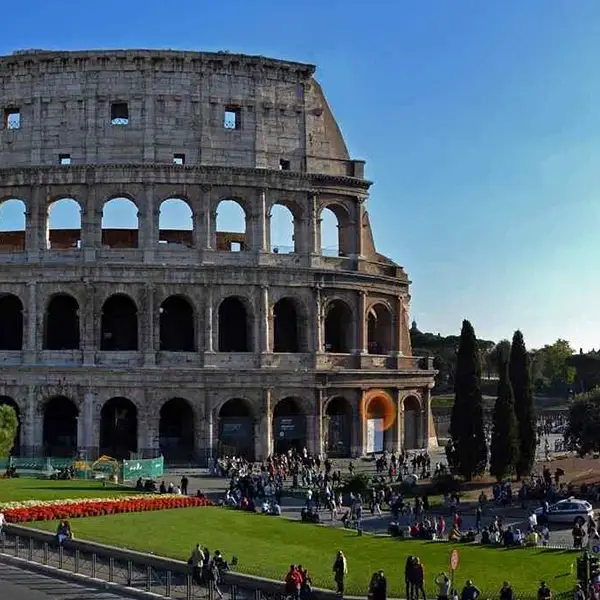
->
23, 386, 36, 456
24, 282, 37, 364
140, 414, 160, 458
256, 189, 268, 253
422, 387, 432, 449
395, 389, 404, 453
357, 291, 367, 354
356, 201, 364, 258
353, 390, 365, 457
314, 285, 323, 353
204, 286, 214, 353
315, 389, 325, 458
25, 186, 41, 257
139, 185, 157, 258
255, 388, 272, 460
144, 284, 155, 366
309, 193, 320, 254
395, 295, 403, 355
259, 285, 270, 353
82, 282, 96, 366
201, 186, 213, 251
77, 389, 94, 458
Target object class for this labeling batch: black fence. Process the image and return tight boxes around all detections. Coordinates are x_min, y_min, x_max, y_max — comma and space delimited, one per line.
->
0, 525, 303, 600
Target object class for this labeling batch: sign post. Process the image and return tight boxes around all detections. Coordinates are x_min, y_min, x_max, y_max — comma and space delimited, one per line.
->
450, 549, 460, 594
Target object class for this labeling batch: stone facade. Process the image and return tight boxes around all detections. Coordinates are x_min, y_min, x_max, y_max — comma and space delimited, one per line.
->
0, 49, 436, 463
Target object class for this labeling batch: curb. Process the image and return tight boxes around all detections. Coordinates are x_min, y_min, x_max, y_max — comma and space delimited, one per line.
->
0, 552, 165, 599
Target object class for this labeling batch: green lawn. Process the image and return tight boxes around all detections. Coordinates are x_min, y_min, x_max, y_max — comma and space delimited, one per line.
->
0, 479, 132, 503
28, 508, 577, 597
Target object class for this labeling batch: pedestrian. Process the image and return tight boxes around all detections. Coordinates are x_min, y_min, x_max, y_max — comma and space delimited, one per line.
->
333, 550, 347, 597
499, 581, 514, 600
435, 572, 451, 600
369, 570, 387, 600
537, 581, 552, 600
460, 580, 481, 600
181, 475, 189, 495
405, 556, 416, 600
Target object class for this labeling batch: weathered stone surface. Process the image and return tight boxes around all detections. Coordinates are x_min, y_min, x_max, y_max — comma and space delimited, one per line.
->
0, 49, 436, 462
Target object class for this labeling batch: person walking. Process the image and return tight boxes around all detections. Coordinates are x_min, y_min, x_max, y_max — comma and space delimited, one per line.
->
499, 581, 514, 600
333, 551, 347, 597
460, 580, 481, 600
369, 570, 387, 600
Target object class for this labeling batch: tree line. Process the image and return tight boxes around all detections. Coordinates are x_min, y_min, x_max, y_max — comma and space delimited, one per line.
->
446, 320, 536, 482
411, 322, 585, 398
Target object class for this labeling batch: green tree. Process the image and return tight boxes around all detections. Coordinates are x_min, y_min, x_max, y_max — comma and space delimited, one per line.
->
449, 320, 488, 480
510, 330, 536, 478
490, 345, 520, 481
565, 388, 600, 456
532, 339, 576, 394
0, 404, 18, 459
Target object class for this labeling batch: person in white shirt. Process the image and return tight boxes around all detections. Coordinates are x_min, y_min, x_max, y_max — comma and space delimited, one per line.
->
528, 511, 538, 530
0, 511, 5, 532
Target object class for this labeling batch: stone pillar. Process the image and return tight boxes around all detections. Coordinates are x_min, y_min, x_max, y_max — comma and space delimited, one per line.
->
24, 282, 37, 363
353, 390, 364, 457
422, 387, 432, 449
315, 389, 325, 457
357, 291, 367, 354
395, 389, 404, 453
140, 414, 160, 458
139, 185, 157, 254
256, 189, 268, 252
205, 286, 214, 353
82, 282, 95, 366
314, 285, 323, 353
208, 408, 216, 461
395, 295, 403, 355
259, 285, 270, 353
310, 193, 320, 254
356, 201, 364, 258
144, 284, 155, 366
23, 386, 36, 456
25, 186, 41, 256
201, 186, 213, 251
77, 389, 94, 458
255, 388, 272, 460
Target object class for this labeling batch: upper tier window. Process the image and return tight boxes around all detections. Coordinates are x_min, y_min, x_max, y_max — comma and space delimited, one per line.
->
4, 108, 20, 130
224, 107, 240, 130
111, 102, 129, 126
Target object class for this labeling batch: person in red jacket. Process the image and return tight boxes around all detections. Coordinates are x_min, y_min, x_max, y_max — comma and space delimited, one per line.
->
285, 564, 302, 600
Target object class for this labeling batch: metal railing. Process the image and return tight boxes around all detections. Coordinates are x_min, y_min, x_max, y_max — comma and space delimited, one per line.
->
0, 525, 271, 599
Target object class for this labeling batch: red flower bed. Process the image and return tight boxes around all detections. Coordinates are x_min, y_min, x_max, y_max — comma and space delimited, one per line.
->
5, 496, 213, 523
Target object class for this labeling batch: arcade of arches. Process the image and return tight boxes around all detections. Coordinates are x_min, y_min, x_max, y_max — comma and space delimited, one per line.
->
0, 291, 404, 357
1, 389, 433, 460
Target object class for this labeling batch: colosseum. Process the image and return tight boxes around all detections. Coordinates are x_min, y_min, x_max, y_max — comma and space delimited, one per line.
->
0, 48, 436, 463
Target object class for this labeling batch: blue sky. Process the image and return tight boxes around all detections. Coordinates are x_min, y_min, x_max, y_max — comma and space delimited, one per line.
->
1, 0, 599, 351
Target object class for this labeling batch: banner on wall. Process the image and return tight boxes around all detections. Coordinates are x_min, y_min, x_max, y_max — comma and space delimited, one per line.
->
273, 416, 306, 440
366, 419, 384, 453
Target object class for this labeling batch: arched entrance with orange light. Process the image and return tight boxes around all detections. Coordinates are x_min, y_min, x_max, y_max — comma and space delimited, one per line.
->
362, 389, 396, 454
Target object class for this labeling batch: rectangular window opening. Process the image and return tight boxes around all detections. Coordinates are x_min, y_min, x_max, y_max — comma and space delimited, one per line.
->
173, 153, 185, 166
230, 241, 242, 252
224, 107, 241, 130
59, 154, 71, 165
111, 102, 129, 126
4, 108, 20, 130
279, 159, 291, 171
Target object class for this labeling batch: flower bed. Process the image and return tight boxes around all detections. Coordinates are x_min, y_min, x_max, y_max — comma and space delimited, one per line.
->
3, 495, 212, 523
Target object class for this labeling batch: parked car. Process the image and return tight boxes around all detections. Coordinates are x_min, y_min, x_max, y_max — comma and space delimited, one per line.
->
535, 498, 594, 525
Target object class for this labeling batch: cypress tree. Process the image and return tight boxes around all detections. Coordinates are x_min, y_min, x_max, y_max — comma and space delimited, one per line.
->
490, 346, 520, 481
450, 320, 487, 480
510, 330, 536, 478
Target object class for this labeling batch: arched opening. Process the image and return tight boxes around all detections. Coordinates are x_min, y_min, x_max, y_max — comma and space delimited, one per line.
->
215, 199, 247, 252
320, 204, 351, 257
324, 300, 353, 353
273, 298, 300, 353
326, 397, 352, 458
269, 203, 296, 254
43, 396, 78, 457
0, 198, 26, 252
0, 294, 23, 350
218, 398, 254, 460
160, 296, 195, 352
101, 294, 138, 351
44, 294, 80, 350
46, 198, 82, 250
272, 397, 306, 455
365, 392, 396, 454
0, 397, 21, 456
101, 197, 139, 249
158, 198, 193, 247
218, 297, 250, 352
367, 303, 393, 355
403, 396, 421, 450
159, 398, 195, 462
100, 397, 138, 459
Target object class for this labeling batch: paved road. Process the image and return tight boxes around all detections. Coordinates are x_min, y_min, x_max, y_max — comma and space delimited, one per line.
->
0, 562, 130, 599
